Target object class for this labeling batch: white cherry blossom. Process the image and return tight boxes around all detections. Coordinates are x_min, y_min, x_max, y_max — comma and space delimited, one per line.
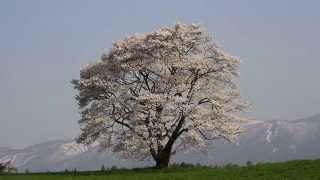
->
72, 23, 248, 168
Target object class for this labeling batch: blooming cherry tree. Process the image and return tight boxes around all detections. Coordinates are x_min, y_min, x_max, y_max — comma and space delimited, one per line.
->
72, 23, 247, 168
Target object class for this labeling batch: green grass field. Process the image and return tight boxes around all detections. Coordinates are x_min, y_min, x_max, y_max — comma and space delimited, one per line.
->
1, 159, 320, 180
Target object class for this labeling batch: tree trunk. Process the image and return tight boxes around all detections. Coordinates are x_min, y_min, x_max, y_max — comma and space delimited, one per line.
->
155, 149, 171, 168
154, 137, 176, 168
154, 115, 186, 168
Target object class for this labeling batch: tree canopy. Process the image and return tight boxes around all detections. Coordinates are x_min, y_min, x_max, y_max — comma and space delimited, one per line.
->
72, 23, 247, 168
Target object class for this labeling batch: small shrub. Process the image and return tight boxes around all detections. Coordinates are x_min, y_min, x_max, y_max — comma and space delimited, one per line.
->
101, 165, 105, 172
111, 165, 118, 171
180, 162, 194, 168
246, 160, 253, 166
225, 163, 238, 168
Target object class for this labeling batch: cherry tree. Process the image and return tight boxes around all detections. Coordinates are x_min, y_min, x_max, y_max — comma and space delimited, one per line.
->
0, 161, 16, 173
72, 23, 247, 168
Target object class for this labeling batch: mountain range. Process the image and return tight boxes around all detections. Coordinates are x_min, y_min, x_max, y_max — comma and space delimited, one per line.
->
1, 114, 320, 172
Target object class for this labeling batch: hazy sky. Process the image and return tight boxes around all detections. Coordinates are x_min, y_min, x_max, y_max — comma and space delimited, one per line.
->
1, 0, 320, 148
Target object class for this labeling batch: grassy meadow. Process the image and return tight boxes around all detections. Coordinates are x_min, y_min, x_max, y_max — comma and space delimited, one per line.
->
1, 159, 320, 180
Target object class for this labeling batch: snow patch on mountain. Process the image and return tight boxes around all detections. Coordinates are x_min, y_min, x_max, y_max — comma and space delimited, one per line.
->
245, 119, 263, 125
60, 142, 88, 156
266, 124, 273, 143
272, 147, 278, 153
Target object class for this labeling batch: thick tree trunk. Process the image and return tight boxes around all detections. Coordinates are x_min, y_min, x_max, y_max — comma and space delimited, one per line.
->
153, 115, 186, 168
155, 149, 171, 168
154, 136, 176, 168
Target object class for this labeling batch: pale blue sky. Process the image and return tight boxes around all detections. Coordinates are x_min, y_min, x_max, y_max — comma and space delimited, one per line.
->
1, 0, 320, 148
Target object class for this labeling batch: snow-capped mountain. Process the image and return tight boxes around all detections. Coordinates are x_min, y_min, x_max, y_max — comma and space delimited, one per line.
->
205, 114, 320, 165
1, 114, 320, 172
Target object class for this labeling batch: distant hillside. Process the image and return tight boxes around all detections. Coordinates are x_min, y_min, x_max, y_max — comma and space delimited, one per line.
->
1, 114, 320, 172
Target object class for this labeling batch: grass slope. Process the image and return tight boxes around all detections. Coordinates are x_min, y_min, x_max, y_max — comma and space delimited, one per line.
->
1, 159, 320, 180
